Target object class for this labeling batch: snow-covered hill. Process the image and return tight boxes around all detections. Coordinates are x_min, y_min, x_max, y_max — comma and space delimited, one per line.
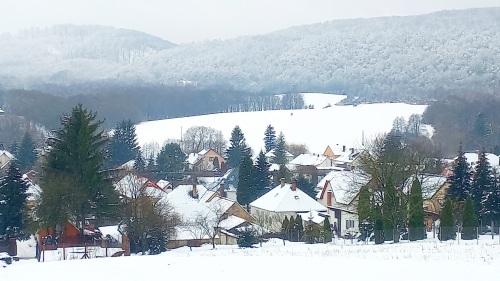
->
1, 8, 500, 98
135, 93, 427, 154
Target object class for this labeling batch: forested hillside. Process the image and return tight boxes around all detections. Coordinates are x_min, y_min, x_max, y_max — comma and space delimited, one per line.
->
1, 8, 499, 100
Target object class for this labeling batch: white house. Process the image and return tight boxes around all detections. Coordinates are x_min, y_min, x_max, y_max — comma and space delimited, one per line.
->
165, 182, 254, 248
250, 179, 327, 222
315, 170, 369, 237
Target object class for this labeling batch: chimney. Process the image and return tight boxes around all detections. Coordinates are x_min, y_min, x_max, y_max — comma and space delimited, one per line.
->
280, 178, 285, 187
343, 146, 346, 152
192, 180, 197, 198
219, 182, 225, 198
291, 182, 297, 191
351, 148, 354, 154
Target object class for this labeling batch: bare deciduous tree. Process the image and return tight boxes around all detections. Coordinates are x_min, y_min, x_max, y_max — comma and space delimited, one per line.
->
118, 174, 180, 254
182, 126, 227, 155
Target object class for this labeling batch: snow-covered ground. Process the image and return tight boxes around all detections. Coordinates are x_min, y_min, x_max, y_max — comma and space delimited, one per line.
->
136, 93, 428, 154
3, 237, 500, 280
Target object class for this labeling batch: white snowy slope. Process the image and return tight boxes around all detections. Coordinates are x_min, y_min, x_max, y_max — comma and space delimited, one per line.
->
4, 238, 500, 280
135, 93, 427, 154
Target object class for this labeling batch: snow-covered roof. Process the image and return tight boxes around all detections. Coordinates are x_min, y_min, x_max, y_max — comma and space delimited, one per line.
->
205, 169, 237, 192
98, 225, 122, 243
219, 215, 247, 230
269, 163, 296, 172
265, 149, 294, 158
157, 179, 172, 189
298, 210, 327, 225
463, 152, 500, 169
165, 184, 234, 223
187, 149, 213, 165
114, 174, 166, 198
165, 183, 241, 241
0, 150, 14, 159
187, 153, 202, 165
402, 175, 448, 200
289, 154, 329, 166
316, 170, 369, 205
250, 183, 327, 213
118, 159, 135, 170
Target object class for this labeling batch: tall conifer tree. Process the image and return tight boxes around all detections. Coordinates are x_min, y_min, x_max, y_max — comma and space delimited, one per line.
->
263, 125, 276, 153
471, 150, 495, 217
237, 153, 256, 206
447, 145, 472, 201
408, 179, 425, 241
108, 119, 140, 167
226, 126, 250, 168
39, 105, 119, 231
17, 132, 37, 172
440, 199, 455, 241
0, 161, 28, 238
462, 196, 478, 240
273, 132, 287, 165
253, 150, 271, 198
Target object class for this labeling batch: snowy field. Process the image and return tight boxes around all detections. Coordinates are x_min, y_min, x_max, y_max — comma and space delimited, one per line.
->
3, 237, 500, 280
135, 93, 428, 154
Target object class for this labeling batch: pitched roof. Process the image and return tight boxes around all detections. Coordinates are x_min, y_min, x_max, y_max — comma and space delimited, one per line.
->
316, 170, 369, 205
250, 183, 327, 213
289, 154, 329, 166
402, 175, 448, 200
114, 174, 166, 198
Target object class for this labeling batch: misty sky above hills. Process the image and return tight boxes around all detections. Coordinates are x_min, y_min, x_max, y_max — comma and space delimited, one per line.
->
1, 0, 499, 43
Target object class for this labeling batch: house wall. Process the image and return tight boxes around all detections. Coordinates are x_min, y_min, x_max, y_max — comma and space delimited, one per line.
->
227, 203, 255, 223
195, 150, 226, 172
316, 182, 359, 236
0, 153, 11, 168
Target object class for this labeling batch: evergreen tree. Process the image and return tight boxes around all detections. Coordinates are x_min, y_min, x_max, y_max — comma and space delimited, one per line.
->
8, 139, 19, 157
273, 132, 287, 165
108, 119, 139, 167
17, 132, 37, 172
237, 227, 258, 248
479, 169, 500, 228
253, 150, 271, 198
322, 217, 332, 243
38, 105, 119, 231
133, 151, 146, 172
373, 204, 384, 244
357, 185, 373, 241
0, 161, 28, 239
471, 150, 495, 218
304, 220, 320, 244
462, 196, 478, 240
226, 126, 250, 168
281, 216, 289, 240
447, 145, 472, 201
440, 199, 456, 241
408, 179, 425, 241
296, 176, 316, 198
288, 216, 296, 241
236, 153, 256, 206
156, 143, 186, 180
295, 215, 303, 241
263, 124, 276, 153
273, 164, 291, 186
382, 184, 404, 242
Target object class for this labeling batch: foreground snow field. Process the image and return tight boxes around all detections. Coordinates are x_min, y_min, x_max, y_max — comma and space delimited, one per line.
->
135, 93, 428, 154
3, 237, 500, 280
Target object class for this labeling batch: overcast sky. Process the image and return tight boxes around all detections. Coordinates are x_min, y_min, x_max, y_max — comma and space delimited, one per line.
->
1, 0, 499, 44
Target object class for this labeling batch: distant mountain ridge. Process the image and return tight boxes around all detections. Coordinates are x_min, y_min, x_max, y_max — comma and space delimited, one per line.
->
1, 8, 500, 100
